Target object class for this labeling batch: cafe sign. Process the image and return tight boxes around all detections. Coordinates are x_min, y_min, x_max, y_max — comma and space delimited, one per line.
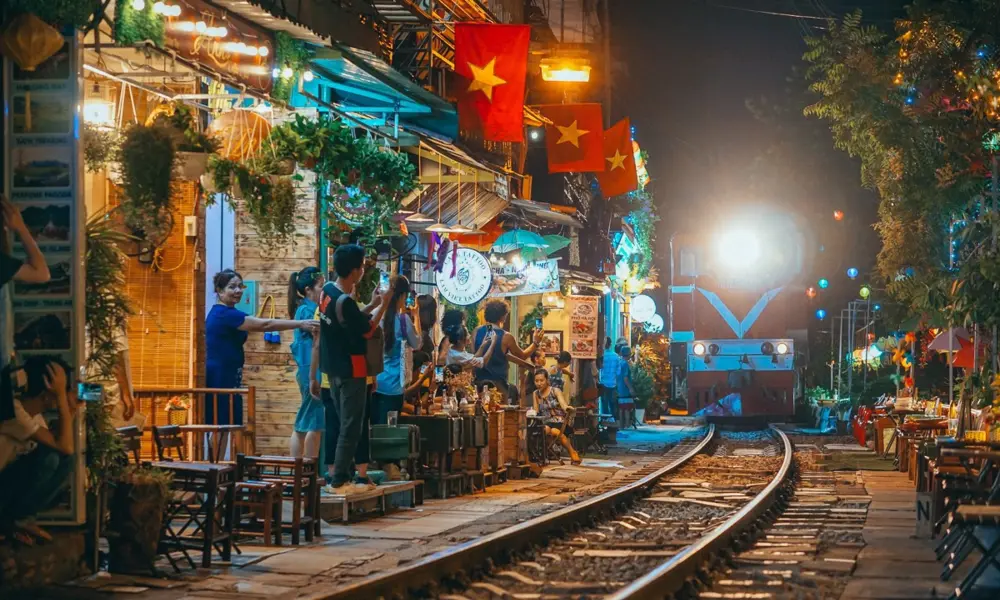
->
436, 248, 493, 306
164, 0, 274, 96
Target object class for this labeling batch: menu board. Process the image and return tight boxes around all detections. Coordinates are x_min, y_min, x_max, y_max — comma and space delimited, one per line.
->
568, 295, 599, 359
3, 32, 86, 525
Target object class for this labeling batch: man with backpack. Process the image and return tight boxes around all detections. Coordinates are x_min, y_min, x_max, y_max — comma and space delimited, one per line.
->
317, 244, 391, 495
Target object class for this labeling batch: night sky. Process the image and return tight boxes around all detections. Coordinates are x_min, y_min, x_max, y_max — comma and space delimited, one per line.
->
614, 0, 908, 301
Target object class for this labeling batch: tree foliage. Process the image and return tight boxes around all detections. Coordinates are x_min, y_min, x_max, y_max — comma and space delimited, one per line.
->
803, 3, 1000, 329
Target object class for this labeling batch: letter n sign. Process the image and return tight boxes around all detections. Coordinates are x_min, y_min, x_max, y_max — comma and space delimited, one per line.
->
915, 492, 933, 538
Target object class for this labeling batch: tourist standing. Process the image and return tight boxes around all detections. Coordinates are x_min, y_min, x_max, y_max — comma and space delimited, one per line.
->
288, 267, 325, 459
599, 337, 621, 419
550, 350, 574, 392
473, 299, 543, 398
205, 269, 317, 426
373, 276, 420, 425
616, 345, 637, 428
416, 294, 438, 358
445, 325, 497, 372
318, 245, 391, 495
436, 308, 466, 365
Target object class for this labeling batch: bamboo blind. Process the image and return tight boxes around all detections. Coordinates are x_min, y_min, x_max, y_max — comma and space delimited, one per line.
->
120, 181, 199, 388
235, 171, 318, 455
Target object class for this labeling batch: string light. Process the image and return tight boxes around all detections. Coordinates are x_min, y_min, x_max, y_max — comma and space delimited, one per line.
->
281, 66, 294, 78
132, 0, 146, 9
302, 70, 314, 82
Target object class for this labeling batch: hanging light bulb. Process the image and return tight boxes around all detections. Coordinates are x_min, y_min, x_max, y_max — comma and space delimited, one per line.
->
281, 66, 294, 78
272, 67, 280, 78
258, 46, 269, 57
302, 70, 314, 82
859, 285, 871, 299
132, 0, 146, 9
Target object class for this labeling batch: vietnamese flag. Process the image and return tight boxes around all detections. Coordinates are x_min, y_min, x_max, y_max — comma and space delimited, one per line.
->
597, 118, 639, 197
539, 104, 605, 173
455, 23, 530, 142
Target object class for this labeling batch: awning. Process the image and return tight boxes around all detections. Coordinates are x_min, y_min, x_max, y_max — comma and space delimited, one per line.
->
504, 198, 583, 228
306, 45, 458, 139
239, 0, 382, 53
404, 181, 508, 232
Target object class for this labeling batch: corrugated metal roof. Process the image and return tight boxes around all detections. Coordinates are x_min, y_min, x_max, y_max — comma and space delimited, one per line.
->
404, 182, 508, 231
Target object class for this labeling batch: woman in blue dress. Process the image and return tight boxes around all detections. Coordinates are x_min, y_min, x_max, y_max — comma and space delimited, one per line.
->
205, 269, 318, 426
287, 267, 326, 458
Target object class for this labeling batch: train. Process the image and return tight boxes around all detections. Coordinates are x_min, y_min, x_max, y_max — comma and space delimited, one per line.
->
668, 211, 809, 418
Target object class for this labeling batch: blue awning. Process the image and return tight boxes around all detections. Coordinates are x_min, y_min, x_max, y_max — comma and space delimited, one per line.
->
305, 45, 458, 140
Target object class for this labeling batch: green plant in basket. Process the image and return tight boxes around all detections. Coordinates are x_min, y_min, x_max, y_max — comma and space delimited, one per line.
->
82, 123, 120, 173
116, 123, 177, 245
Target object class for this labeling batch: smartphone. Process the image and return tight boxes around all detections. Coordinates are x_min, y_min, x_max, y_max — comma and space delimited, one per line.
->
435, 366, 444, 382
535, 318, 543, 329
406, 294, 416, 309
78, 382, 104, 402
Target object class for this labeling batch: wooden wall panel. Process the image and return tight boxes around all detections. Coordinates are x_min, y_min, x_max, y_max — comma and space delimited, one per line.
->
235, 172, 318, 456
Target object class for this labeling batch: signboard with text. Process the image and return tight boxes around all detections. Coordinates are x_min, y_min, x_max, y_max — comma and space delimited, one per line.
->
4, 32, 86, 525
489, 258, 560, 298
163, 0, 275, 96
568, 295, 599, 359
436, 248, 493, 306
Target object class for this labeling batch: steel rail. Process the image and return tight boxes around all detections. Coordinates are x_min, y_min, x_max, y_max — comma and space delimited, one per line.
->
319, 425, 716, 600
609, 424, 795, 600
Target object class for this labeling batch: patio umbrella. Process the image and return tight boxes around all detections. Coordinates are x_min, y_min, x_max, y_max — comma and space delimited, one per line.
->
491, 229, 548, 253
927, 327, 971, 352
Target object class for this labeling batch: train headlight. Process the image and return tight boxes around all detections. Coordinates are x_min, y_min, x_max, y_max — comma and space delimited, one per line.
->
776, 342, 789, 355
693, 342, 706, 356
709, 343, 721, 355
761, 341, 774, 355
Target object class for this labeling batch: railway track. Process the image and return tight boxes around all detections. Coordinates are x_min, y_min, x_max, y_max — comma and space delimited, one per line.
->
320, 425, 797, 600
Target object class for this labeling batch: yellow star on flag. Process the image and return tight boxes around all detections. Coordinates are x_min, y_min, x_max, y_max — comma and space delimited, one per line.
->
467, 57, 506, 101
607, 149, 627, 170
556, 120, 590, 147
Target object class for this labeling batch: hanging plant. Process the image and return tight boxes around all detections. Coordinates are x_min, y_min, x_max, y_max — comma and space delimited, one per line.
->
206, 155, 298, 253
117, 123, 177, 246
152, 102, 220, 180
82, 122, 120, 173
112, 0, 164, 46
271, 31, 314, 103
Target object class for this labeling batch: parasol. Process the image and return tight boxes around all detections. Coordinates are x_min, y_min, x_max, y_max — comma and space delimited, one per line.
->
491, 229, 548, 253
927, 327, 971, 352
951, 337, 984, 369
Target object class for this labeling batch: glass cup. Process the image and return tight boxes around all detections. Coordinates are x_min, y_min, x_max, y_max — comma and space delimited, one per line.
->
387, 411, 398, 427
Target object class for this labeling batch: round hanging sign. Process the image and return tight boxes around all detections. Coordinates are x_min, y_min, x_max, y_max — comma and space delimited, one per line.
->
436, 248, 493, 306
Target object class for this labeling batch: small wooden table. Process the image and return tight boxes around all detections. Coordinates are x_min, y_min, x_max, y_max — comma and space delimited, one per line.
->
179, 424, 246, 463
151, 461, 236, 569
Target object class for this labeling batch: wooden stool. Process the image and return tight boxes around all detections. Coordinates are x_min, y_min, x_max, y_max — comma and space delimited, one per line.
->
234, 480, 282, 546
236, 455, 319, 545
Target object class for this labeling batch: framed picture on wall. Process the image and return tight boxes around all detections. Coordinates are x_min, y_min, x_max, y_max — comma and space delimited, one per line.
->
540, 331, 563, 356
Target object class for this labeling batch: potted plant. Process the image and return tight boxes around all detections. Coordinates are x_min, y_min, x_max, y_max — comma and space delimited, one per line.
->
106, 465, 172, 573
154, 103, 220, 180
82, 123, 121, 175
117, 123, 177, 247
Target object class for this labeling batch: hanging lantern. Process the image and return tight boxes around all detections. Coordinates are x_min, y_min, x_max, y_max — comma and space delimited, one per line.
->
846, 267, 859, 279
815, 309, 827, 320
833, 210, 844, 221
805, 286, 817, 299
208, 109, 272, 160
859, 284, 871, 299
0, 14, 65, 72
818, 278, 829, 289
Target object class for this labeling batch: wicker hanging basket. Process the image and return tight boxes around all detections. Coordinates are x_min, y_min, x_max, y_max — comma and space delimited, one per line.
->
208, 109, 271, 161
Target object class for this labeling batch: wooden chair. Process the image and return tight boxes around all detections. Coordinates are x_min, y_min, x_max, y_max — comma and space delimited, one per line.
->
116, 425, 143, 463
153, 425, 187, 461
233, 480, 283, 546
236, 455, 319, 545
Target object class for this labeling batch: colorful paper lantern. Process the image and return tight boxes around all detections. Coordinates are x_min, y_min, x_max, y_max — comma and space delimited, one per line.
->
847, 267, 859, 279
833, 210, 844, 221
0, 14, 64, 72
208, 109, 272, 160
859, 285, 871, 299
815, 309, 827, 320
818, 278, 829, 289
805, 286, 817, 299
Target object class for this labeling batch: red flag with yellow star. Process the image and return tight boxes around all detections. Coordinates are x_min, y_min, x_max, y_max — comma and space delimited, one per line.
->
455, 23, 530, 142
597, 118, 639, 197
539, 104, 605, 173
